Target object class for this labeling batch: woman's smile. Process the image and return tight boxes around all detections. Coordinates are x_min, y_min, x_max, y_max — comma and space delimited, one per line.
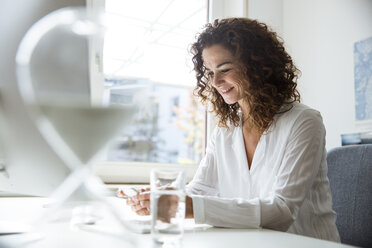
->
202, 44, 244, 105
220, 86, 234, 94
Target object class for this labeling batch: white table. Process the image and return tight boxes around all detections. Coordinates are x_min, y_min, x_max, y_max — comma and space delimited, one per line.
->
0, 197, 353, 248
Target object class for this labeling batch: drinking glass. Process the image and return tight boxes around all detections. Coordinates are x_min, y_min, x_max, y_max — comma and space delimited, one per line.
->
15, 6, 145, 247
150, 169, 186, 246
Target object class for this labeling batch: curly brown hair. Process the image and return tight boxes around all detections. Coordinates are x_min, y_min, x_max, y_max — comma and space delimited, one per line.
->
191, 18, 300, 134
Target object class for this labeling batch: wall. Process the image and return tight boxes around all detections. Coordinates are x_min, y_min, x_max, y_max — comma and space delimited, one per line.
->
249, 0, 372, 150
248, 0, 283, 37
282, 0, 372, 149
209, 0, 248, 19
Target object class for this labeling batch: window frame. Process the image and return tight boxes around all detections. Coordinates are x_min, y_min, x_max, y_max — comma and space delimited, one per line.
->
93, 0, 248, 183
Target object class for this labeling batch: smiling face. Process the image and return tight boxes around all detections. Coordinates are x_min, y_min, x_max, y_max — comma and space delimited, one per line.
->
202, 44, 245, 105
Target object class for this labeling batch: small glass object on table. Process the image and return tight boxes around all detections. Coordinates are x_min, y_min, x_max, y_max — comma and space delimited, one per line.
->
15, 6, 145, 247
150, 169, 186, 246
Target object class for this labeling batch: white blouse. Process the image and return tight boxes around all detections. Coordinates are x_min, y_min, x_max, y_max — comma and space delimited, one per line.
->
187, 102, 340, 242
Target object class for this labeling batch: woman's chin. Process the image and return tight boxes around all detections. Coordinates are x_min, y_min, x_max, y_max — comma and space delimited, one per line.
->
223, 98, 238, 105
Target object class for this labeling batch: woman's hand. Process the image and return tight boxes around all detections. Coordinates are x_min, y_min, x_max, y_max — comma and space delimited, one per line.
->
156, 194, 194, 222
185, 195, 194, 219
125, 187, 194, 220
126, 187, 151, 216
156, 194, 179, 223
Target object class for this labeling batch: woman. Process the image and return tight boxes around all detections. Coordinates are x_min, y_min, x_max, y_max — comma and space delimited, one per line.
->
127, 18, 340, 242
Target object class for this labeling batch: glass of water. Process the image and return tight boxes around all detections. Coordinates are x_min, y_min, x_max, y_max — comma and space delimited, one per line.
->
150, 169, 186, 245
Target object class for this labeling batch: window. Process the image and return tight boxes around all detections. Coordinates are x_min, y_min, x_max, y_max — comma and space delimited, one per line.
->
95, 0, 207, 183
95, 0, 247, 183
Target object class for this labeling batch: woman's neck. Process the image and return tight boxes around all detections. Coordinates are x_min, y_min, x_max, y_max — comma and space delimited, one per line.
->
238, 99, 250, 120
239, 100, 261, 135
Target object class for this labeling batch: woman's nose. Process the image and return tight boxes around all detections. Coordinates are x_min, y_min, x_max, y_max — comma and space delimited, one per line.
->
211, 74, 222, 87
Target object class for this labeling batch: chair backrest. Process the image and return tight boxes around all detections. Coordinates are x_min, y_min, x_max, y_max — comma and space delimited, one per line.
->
327, 144, 372, 248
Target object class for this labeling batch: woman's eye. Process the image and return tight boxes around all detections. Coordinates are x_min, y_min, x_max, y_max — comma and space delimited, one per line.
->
221, 69, 231, 73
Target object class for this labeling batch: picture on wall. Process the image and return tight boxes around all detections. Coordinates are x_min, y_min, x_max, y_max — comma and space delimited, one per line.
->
354, 36, 372, 125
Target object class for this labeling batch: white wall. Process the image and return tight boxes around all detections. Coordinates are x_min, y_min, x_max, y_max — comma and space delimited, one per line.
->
248, 0, 283, 37
282, 0, 372, 149
209, 0, 248, 19
249, 0, 372, 150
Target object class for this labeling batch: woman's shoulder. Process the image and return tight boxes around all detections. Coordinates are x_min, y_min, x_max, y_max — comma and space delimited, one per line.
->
270, 102, 324, 133
279, 102, 322, 121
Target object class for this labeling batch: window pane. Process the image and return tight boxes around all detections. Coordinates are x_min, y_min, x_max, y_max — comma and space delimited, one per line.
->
103, 0, 207, 164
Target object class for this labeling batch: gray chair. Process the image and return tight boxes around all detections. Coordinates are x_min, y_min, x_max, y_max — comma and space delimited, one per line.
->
327, 144, 372, 248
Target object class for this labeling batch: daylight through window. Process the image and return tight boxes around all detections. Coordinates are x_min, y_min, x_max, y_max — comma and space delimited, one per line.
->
103, 0, 208, 165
